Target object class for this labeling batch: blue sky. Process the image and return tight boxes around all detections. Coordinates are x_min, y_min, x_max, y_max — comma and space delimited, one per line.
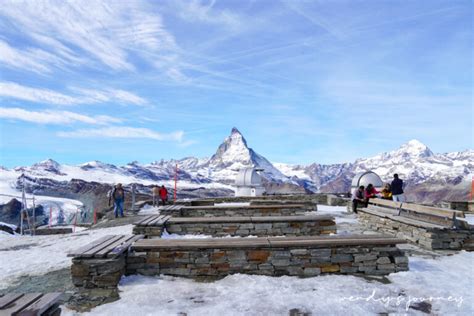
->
0, 0, 472, 168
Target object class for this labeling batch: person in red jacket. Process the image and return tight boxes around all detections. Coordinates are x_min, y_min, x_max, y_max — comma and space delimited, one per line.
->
159, 185, 168, 206
364, 183, 380, 206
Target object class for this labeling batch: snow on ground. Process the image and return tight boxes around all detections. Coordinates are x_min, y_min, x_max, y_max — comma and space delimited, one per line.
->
137, 204, 161, 215
63, 251, 473, 316
464, 214, 474, 225
215, 202, 250, 207
0, 224, 133, 290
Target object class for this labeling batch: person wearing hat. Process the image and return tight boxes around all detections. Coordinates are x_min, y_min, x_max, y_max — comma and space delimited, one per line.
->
109, 183, 125, 218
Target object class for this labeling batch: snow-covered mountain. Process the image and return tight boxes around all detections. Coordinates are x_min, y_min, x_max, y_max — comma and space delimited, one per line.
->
1, 128, 472, 204
275, 139, 473, 201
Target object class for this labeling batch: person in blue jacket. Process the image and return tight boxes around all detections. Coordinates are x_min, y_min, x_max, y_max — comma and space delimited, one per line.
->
391, 174, 405, 202
109, 183, 125, 218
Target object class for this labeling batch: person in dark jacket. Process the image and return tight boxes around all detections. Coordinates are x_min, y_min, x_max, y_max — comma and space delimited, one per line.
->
391, 174, 405, 202
351, 185, 365, 213
159, 185, 168, 206
109, 183, 125, 218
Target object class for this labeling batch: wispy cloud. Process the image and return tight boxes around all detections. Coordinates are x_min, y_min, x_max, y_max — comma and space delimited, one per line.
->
174, 0, 241, 30
0, 107, 120, 125
0, 82, 147, 106
58, 127, 184, 142
0, 0, 179, 73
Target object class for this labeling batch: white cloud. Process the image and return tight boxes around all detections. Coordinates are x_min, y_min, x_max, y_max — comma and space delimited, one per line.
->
58, 127, 184, 142
174, 0, 241, 30
0, 107, 120, 125
0, 1, 179, 72
0, 82, 147, 106
0, 40, 52, 74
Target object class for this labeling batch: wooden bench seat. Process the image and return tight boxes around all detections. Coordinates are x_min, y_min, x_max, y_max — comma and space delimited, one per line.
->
68, 234, 143, 259
132, 234, 406, 251
0, 292, 62, 316
358, 199, 474, 250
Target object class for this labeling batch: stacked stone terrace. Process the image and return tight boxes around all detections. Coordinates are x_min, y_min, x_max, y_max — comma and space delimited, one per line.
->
133, 214, 337, 237
69, 195, 412, 309
357, 198, 474, 250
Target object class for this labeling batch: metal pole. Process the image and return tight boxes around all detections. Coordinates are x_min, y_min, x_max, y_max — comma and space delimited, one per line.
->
32, 196, 36, 235
174, 164, 178, 202
20, 175, 27, 235
132, 184, 136, 212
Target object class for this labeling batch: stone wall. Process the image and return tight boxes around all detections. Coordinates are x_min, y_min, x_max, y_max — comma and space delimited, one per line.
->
161, 206, 308, 217
358, 212, 474, 250
133, 217, 337, 238
126, 243, 408, 278
187, 194, 331, 205
70, 256, 126, 310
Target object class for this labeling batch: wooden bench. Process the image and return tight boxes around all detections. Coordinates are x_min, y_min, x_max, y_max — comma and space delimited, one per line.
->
126, 235, 408, 277
0, 293, 62, 316
68, 234, 145, 310
366, 199, 465, 228
68, 234, 144, 259
358, 199, 473, 250
133, 214, 336, 237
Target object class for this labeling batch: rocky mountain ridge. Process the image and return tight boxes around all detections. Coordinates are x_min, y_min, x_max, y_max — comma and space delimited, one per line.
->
1, 128, 472, 204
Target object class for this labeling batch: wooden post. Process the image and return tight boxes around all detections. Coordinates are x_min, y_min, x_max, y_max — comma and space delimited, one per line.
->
174, 164, 178, 202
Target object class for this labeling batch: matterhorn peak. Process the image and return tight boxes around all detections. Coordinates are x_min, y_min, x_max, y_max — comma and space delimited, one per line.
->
231, 127, 241, 135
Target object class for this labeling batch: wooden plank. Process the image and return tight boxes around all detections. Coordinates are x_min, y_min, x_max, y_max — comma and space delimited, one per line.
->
367, 205, 400, 216
250, 215, 334, 222
401, 203, 457, 219
0, 294, 24, 309
268, 237, 406, 248
132, 235, 406, 251
0, 293, 42, 315
80, 235, 125, 258
167, 216, 252, 224
94, 235, 131, 258
107, 235, 144, 258
134, 216, 156, 225
18, 293, 62, 316
399, 210, 453, 228
360, 207, 446, 229
132, 237, 271, 250
147, 215, 165, 226
369, 198, 402, 209
67, 235, 115, 257
139, 215, 160, 226
157, 215, 172, 225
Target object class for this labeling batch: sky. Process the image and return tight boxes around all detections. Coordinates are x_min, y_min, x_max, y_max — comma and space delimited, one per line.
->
0, 0, 472, 168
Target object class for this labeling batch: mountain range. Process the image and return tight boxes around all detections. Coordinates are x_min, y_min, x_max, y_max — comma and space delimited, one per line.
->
1, 127, 472, 205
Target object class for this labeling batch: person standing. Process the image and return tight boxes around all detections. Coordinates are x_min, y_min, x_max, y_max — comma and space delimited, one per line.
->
152, 186, 160, 207
391, 174, 405, 202
351, 185, 365, 214
159, 185, 168, 206
109, 183, 125, 218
